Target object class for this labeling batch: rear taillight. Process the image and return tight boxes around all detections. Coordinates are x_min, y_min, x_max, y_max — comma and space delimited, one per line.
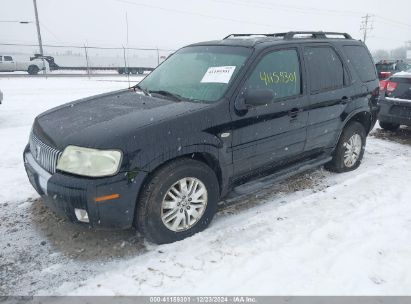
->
379, 80, 388, 91
386, 81, 398, 93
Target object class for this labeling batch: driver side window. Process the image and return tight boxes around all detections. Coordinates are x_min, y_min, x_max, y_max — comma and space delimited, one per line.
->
246, 49, 301, 102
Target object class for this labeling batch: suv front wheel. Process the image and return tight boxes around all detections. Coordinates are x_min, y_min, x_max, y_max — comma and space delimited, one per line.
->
325, 121, 366, 173
136, 158, 219, 244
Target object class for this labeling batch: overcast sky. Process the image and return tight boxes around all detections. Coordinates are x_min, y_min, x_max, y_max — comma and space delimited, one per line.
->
1, 0, 410, 52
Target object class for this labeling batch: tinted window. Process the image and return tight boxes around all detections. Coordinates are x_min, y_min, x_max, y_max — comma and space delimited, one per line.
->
246, 49, 301, 100
344, 45, 377, 82
4, 56, 13, 61
304, 46, 344, 93
0, 56, 2, 62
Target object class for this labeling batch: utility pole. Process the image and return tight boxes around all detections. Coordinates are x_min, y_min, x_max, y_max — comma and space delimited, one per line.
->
33, 0, 47, 75
125, 12, 129, 46
406, 41, 411, 63
125, 13, 130, 87
360, 14, 374, 43
32, 0, 44, 56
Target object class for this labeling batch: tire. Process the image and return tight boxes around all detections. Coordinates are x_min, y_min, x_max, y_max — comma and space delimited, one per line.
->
27, 65, 39, 75
118, 68, 124, 74
138, 69, 144, 75
131, 69, 137, 74
136, 158, 219, 244
379, 121, 400, 131
325, 121, 366, 173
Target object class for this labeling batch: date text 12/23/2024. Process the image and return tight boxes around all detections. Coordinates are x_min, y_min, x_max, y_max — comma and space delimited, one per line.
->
149, 296, 257, 303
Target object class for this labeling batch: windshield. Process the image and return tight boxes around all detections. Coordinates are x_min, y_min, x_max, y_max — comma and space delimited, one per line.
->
137, 46, 252, 102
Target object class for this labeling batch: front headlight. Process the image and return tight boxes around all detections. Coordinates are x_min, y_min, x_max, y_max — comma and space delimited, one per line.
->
57, 146, 122, 177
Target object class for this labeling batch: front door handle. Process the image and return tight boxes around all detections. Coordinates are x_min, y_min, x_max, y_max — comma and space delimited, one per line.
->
341, 96, 351, 105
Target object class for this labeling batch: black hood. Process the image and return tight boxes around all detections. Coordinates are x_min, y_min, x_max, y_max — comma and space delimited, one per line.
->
33, 89, 208, 150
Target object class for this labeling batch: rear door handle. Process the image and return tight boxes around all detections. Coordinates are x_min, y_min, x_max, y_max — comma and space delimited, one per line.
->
288, 108, 301, 119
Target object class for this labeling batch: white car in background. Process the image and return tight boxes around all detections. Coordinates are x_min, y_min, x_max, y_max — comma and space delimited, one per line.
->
0, 55, 46, 75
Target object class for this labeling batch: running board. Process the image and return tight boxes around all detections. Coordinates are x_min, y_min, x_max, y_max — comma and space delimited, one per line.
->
222, 155, 332, 206
256, 155, 332, 185
232, 155, 332, 189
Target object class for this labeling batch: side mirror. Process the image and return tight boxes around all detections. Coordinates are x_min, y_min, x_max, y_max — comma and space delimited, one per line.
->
245, 89, 274, 107
234, 89, 274, 113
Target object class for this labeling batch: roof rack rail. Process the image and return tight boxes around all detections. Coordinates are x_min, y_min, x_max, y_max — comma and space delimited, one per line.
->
273, 31, 352, 39
223, 33, 276, 40
223, 31, 352, 40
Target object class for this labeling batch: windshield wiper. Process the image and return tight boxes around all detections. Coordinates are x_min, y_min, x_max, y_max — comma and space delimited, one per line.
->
131, 84, 150, 96
149, 90, 185, 102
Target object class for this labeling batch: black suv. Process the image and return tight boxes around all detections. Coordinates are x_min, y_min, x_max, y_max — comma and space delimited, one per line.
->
24, 31, 379, 244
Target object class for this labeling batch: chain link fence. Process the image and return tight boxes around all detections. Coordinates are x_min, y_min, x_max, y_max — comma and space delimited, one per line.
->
0, 43, 175, 75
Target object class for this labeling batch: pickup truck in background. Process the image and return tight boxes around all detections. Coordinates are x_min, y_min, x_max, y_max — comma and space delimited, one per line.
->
0, 55, 47, 75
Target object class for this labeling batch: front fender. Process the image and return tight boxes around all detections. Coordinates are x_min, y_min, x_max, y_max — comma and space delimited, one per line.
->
141, 143, 221, 173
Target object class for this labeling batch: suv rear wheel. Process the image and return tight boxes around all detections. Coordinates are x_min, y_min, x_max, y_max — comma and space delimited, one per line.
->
379, 121, 400, 131
136, 158, 219, 244
325, 121, 366, 173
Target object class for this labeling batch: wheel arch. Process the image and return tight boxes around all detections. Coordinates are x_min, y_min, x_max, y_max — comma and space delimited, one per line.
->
332, 109, 372, 152
347, 110, 372, 134
133, 150, 223, 229
134, 144, 225, 207
142, 151, 223, 192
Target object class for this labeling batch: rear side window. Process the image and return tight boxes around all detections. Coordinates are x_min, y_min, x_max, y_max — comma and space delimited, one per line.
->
246, 49, 301, 100
304, 46, 344, 93
4, 56, 13, 61
344, 45, 377, 82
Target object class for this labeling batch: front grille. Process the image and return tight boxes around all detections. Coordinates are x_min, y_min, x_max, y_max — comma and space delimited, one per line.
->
29, 132, 62, 174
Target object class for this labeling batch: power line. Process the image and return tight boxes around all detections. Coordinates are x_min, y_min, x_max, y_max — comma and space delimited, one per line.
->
39, 22, 63, 43
0, 20, 33, 23
374, 15, 411, 29
371, 36, 408, 43
113, 0, 288, 30
213, 0, 364, 17
0, 42, 175, 52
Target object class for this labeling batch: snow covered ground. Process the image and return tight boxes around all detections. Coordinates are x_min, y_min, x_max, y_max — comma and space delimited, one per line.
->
1, 76, 411, 296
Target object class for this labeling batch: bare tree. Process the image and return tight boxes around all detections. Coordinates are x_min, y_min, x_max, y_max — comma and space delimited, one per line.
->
372, 49, 390, 62
390, 47, 407, 60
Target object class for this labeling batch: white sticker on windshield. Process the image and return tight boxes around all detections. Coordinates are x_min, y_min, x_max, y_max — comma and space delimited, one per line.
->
201, 66, 236, 84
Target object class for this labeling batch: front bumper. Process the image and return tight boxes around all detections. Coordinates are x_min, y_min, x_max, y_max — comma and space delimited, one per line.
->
378, 97, 411, 126
23, 146, 146, 229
